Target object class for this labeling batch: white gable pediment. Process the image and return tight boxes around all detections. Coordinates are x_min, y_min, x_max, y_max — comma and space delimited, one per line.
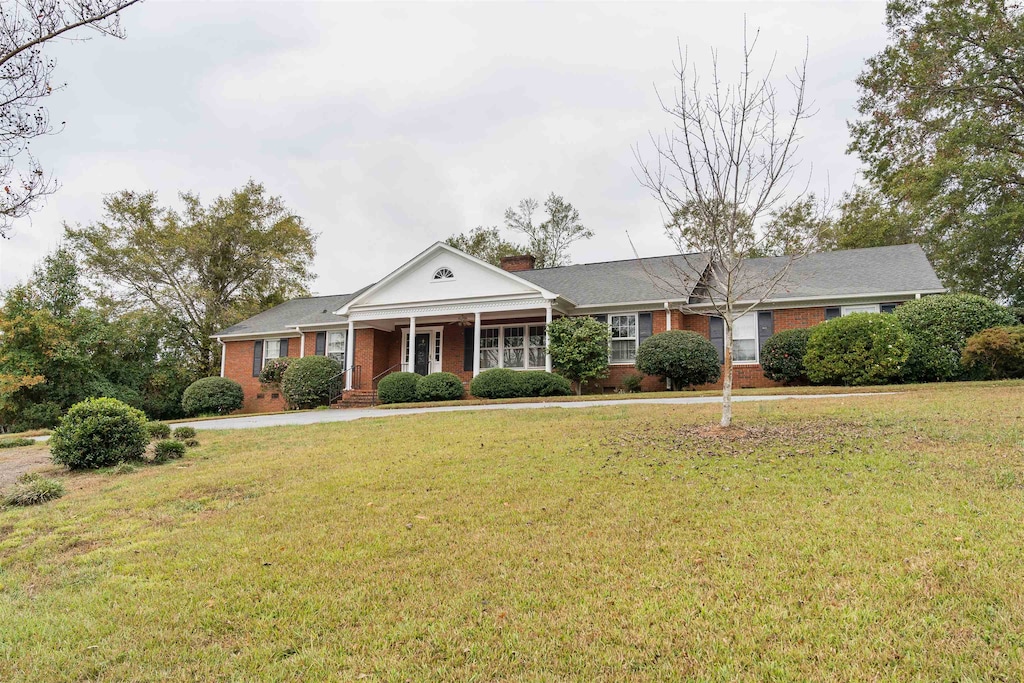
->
339, 243, 553, 313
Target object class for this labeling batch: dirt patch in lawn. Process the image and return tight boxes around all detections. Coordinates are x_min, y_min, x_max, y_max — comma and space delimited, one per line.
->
0, 445, 53, 487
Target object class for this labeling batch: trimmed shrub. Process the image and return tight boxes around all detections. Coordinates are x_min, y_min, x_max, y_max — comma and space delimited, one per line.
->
2, 473, 65, 506
621, 372, 644, 393
760, 328, 812, 384
49, 398, 149, 469
547, 316, 611, 394
153, 439, 186, 462
470, 368, 523, 399
172, 426, 196, 440
518, 370, 573, 397
962, 326, 1024, 380
181, 377, 244, 416
804, 313, 911, 386
894, 294, 1017, 382
377, 372, 421, 405
183, 438, 200, 448
415, 372, 464, 402
258, 357, 292, 387
146, 421, 171, 441
280, 356, 343, 408
635, 331, 721, 389
0, 437, 34, 449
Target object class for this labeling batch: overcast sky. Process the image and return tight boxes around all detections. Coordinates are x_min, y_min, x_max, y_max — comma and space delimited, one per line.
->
0, 0, 889, 296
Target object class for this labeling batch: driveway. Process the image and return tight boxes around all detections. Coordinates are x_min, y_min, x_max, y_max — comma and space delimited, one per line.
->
175, 392, 891, 431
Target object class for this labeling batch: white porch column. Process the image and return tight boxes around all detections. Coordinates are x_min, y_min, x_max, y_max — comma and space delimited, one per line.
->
545, 302, 553, 373
473, 311, 481, 377
299, 332, 306, 357
407, 316, 416, 373
665, 303, 672, 331
345, 321, 355, 390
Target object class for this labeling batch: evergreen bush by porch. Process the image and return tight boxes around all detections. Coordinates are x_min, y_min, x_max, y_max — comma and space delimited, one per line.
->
181, 377, 244, 416
49, 398, 149, 469
760, 328, 812, 384
415, 372, 465, 402
804, 313, 911, 386
961, 326, 1024, 380
893, 293, 1016, 382
635, 331, 720, 389
280, 356, 342, 408
546, 316, 610, 395
470, 368, 523, 399
518, 370, 572, 397
377, 372, 420, 404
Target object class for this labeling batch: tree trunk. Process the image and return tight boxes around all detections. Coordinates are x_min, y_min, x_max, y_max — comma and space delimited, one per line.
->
721, 321, 733, 428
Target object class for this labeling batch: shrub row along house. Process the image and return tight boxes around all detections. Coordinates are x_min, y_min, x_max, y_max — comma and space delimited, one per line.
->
213, 242, 945, 411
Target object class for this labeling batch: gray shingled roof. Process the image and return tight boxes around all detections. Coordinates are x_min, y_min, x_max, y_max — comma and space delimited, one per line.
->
214, 291, 362, 336
517, 253, 712, 306
215, 244, 944, 336
699, 244, 946, 302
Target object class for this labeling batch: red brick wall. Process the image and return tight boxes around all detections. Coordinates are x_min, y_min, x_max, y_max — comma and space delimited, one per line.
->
223, 337, 300, 413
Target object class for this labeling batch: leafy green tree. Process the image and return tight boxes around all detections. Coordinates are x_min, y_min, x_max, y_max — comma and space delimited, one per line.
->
828, 186, 920, 252
504, 193, 593, 268
546, 316, 610, 395
66, 180, 317, 375
445, 226, 525, 266
848, 0, 1024, 302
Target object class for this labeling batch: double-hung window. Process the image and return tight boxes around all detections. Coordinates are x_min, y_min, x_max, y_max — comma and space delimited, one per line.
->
528, 325, 546, 368
327, 331, 346, 363
841, 304, 880, 315
732, 314, 758, 363
609, 314, 638, 363
479, 325, 548, 370
264, 338, 282, 361
479, 328, 500, 369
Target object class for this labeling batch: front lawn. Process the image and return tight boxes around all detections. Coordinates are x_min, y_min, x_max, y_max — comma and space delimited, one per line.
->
2, 383, 1023, 680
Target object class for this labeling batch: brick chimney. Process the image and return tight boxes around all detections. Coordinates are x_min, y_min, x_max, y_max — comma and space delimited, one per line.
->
500, 254, 536, 272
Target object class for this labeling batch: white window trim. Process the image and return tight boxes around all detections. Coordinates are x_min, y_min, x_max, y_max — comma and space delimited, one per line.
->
263, 338, 283, 361
326, 330, 347, 362
841, 304, 881, 316
479, 324, 547, 370
731, 313, 760, 366
401, 326, 443, 373
607, 313, 639, 365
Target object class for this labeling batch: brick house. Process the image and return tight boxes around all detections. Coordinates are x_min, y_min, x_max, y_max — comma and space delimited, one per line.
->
214, 242, 945, 412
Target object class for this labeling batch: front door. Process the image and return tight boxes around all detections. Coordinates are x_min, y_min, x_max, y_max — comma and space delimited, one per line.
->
414, 333, 431, 375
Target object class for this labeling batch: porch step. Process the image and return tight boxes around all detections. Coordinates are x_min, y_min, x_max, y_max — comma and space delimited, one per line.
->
331, 390, 376, 409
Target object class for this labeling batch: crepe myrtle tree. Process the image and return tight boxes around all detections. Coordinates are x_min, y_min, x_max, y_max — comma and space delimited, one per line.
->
0, 0, 143, 236
633, 23, 823, 427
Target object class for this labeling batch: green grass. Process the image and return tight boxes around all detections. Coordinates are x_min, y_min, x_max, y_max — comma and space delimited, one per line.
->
2, 382, 1024, 680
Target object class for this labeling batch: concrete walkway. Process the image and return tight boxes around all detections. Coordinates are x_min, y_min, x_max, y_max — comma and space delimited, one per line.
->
174, 392, 891, 431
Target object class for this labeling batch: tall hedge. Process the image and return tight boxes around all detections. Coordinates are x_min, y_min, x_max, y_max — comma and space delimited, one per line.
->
760, 328, 812, 384
893, 294, 1016, 382
181, 377, 244, 416
280, 356, 342, 408
804, 313, 911, 386
635, 331, 720, 388
50, 398, 149, 469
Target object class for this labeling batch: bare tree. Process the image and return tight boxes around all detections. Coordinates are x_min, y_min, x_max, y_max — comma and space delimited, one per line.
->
0, 0, 142, 237
505, 192, 593, 268
634, 24, 820, 427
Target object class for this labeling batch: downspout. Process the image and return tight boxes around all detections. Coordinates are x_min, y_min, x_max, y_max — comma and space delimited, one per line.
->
218, 339, 226, 378
663, 303, 672, 390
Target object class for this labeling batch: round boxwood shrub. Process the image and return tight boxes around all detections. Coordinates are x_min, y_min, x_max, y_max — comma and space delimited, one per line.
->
893, 293, 1017, 382
280, 356, 343, 408
181, 377, 244, 416
470, 368, 523, 399
415, 372, 464, 402
172, 426, 196, 440
153, 439, 187, 462
49, 398, 149, 469
146, 421, 171, 441
377, 372, 421, 404
635, 330, 721, 389
760, 327, 812, 384
804, 313, 911, 386
518, 370, 573, 397
962, 326, 1024, 380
